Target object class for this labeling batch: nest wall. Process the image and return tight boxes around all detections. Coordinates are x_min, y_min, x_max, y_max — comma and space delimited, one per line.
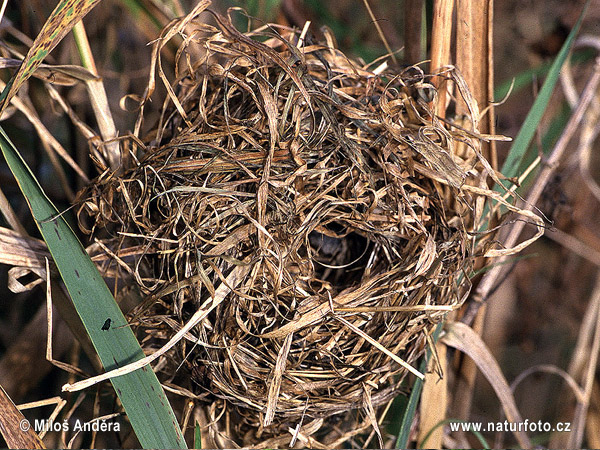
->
80, 6, 499, 447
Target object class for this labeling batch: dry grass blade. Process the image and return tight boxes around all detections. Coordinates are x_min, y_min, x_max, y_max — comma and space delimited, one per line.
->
545, 227, 600, 267
135, 0, 211, 136
567, 38, 600, 204
264, 333, 293, 427
0, 188, 27, 236
0, 303, 73, 400
18, 397, 67, 441
402, 132, 466, 188
586, 382, 600, 448
67, 413, 121, 449
72, 21, 121, 170
0, 58, 99, 84
441, 321, 531, 448
0, 384, 45, 449
334, 315, 424, 379
0, 226, 50, 271
0, 79, 89, 183
362, 383, 384, 448
360, 0, 396, 64
511, 364, 585, 404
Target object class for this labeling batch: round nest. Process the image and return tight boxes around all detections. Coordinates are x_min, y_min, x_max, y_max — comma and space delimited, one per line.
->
79, 6, 508, 448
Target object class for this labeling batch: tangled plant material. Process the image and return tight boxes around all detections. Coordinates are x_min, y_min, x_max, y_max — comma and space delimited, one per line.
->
80, 3, 542, 447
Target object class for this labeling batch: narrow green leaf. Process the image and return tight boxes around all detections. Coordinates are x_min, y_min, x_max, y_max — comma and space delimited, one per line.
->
510, 102, 572, 195
395, 323, 443, 449
395, 358, 427, 448
119, 0, 166, 30
500, 0, 590, 181
494, 49, 595, 101
194, 421, 202, 449
0, 126, 186, 449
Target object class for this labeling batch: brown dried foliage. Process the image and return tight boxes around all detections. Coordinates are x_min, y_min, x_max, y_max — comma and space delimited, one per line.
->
78, 6, 508, 448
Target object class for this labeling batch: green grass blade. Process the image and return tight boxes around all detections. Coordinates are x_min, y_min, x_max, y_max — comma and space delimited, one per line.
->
510, 102, 572, 195
395, 358, 427, 448
500, 0, 590, 182
494, 49, 594, 101
120, 0, 165, 31
194, 421, 202, 449
0, 0, 102, 115
0, 126, 186, 449
395, 323, 443, 449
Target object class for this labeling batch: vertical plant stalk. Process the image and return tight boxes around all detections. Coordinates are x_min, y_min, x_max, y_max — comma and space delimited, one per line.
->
453, 0, 494, 425
417, 341, 447, 448
404, 0, 424, 65
395, 323, 443, 448
405, 0, 454, 442
429, 0, 454, 118
455, 0, 494, 161
486, 0, 497, 169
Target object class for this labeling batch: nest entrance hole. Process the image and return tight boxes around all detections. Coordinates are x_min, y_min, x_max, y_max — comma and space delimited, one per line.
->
308, 227, 372, 289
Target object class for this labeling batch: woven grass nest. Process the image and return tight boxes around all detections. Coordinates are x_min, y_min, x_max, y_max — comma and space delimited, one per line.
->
78, 4, 530, 448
